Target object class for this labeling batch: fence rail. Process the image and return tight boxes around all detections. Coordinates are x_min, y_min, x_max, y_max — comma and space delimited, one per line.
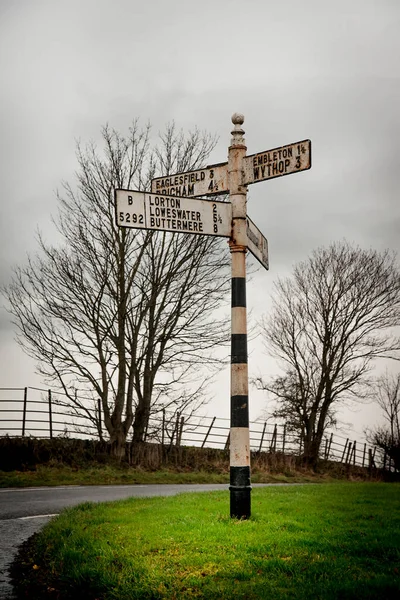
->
0, 386, 395, 471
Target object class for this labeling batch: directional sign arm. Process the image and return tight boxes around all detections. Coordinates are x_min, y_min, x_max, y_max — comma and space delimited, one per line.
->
151, 162, 229, 198
115, 189, 232, 238
243, 139, 311, 185
246, 216, 269, 271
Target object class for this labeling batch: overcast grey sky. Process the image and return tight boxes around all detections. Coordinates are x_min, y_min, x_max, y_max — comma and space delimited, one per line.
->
0, 0, 399, 439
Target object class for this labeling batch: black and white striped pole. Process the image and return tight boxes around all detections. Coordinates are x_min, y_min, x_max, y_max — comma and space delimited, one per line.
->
228, 113, 251, 519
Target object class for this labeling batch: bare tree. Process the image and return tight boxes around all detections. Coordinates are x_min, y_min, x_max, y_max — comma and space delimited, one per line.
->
3, 121, 230, 458
367, 371, 400, 470
254, 369, 337, 447
257, 241, 400, 467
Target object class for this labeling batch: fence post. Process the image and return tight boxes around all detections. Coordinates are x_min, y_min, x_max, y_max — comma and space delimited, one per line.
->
48, 389, 53, 439
175, 413, 180, 447
224, 431, 230, 451
326, 433, 333, 460
352, 441, 356, 466
328, 433, 333, 457
170, 412, 180, 449
345, 442, 352, 464
201, 416, 216, 448
258, 422, 267, 453
341, 438, 349, 463
22, 387, 28, 437
178, 416, 184, 447
161, 409, 165, 447
270, 424, 277, 453
282, 424, 286, 454
369, 448, 376, 470
98, 398, 102, 439
362, 443, 366, 468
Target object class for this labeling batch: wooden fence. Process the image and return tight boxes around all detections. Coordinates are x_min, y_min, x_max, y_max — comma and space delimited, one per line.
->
0, 386, 394, 471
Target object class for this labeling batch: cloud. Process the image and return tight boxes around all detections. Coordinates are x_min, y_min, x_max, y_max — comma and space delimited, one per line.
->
0, 0, 399, 435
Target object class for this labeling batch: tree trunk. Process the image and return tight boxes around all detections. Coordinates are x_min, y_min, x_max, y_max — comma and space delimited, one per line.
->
109, 428, 127, 461
132, 400, 150, 444
302, 434, 321, 469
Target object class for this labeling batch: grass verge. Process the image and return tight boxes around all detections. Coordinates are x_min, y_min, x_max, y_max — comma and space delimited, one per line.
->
0, 464, 341, 488
12, 483, 400, 599
0, 465, 229, 487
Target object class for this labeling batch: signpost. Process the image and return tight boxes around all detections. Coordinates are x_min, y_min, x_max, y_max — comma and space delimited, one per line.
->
115, 115, 311, 519
115, 189, 232, 237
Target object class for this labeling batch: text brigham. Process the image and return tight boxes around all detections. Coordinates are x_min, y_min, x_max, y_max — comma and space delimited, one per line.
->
154, 171, 207, 196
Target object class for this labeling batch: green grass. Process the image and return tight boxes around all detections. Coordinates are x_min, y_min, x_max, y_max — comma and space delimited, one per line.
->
0, 465, 228, 487
0, 464, 335, 488
13, 483, 400, 599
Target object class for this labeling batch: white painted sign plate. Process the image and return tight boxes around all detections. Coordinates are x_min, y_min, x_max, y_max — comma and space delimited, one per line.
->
151, 162, 229, 198
244, 139, 311, 185
246, 216, 269, 270
115, 189, 232, 237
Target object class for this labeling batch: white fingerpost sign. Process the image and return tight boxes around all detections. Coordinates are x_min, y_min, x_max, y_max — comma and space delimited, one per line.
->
243, 139, 311, 185
151, 163, 229, 198
246, 217, 269, 271
115, 189, 232, 238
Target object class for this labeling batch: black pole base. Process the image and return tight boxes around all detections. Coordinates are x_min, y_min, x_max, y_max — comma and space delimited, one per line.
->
230, 466, 251, 519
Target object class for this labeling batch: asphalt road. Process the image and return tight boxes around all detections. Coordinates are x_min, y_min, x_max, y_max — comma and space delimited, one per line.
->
0, 483, 229, 599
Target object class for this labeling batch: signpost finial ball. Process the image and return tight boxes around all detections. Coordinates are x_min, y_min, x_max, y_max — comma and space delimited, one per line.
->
231, 113, 244, 125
